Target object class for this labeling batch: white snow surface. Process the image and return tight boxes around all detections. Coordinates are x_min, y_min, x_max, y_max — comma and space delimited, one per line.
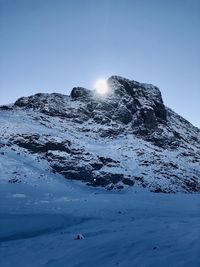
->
0, 106, 199, 192
0, 177, 200, 267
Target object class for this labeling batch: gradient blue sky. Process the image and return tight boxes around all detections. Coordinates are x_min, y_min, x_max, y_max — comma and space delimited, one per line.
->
0, 0, 200, 127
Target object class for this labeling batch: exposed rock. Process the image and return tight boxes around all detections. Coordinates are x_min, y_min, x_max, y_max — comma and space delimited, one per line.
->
0, 105, 12, 111
10, 134, 71, 154
1, 75, 199, 192
75, 234, 84, 240
122, 178, 135, 186
71, 87, 92, 100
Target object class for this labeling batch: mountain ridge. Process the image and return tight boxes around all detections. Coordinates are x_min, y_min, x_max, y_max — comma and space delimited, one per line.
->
0, 75, 200, 192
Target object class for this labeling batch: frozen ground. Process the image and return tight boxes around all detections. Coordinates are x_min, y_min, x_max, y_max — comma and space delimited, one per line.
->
0, 177, 200, 267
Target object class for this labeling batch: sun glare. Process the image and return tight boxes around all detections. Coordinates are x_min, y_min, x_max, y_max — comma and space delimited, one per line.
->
94, 79, 109, 95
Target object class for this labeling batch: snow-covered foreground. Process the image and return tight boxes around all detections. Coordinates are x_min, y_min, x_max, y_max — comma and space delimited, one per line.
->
0, 177, 200, 267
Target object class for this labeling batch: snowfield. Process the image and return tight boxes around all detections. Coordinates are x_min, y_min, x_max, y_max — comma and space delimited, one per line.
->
0, 177, 200, 267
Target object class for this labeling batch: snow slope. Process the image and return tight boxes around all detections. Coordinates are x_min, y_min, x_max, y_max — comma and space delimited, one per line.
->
0, 75, 200, 192
0, 75, 200, 266
0, 178, 200, 267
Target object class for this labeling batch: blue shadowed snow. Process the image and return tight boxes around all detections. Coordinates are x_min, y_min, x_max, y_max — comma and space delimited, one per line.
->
0, 178, 200, 267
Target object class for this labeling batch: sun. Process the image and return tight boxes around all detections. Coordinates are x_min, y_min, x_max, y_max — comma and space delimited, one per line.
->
94, 79, 109, 95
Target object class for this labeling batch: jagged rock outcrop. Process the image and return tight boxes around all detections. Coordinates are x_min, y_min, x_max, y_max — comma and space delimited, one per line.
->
1, 75, 200, 192
13, 76, 183, 148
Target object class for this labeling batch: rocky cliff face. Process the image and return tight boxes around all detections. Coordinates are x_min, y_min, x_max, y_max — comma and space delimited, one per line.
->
1, 76, 200, 192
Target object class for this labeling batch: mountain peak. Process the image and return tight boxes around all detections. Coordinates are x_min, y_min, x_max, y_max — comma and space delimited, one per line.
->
12, 75, 196, 147
1, 75, 199, 192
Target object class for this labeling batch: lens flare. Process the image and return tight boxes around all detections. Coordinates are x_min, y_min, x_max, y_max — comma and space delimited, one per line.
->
94, 79, 108, 95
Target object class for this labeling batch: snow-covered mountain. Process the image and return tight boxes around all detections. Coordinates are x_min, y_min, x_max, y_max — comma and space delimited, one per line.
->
1, 75, 200, 267
0, 75, 200, 193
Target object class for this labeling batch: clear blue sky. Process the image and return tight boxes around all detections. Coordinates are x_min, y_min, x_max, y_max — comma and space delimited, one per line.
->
0, 0, 199, 127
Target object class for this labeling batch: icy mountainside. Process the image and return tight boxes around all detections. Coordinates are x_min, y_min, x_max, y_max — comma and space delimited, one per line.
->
0, 75, 200, 192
